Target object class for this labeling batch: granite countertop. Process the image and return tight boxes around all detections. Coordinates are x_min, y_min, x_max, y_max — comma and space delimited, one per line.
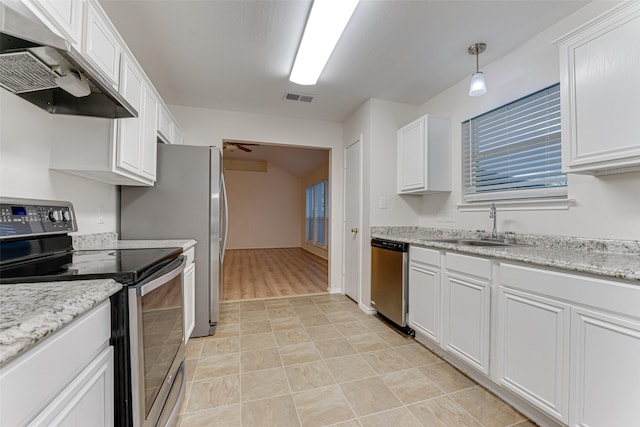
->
372, 226, 640, 282
0, 280, 122, 367
72, 232, 196, 252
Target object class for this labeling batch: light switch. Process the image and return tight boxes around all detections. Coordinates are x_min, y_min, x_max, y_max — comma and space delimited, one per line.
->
379, 197, 387, 209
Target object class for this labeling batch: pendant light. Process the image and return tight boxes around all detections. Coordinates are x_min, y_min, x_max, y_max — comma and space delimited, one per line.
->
468, 43, 487, 97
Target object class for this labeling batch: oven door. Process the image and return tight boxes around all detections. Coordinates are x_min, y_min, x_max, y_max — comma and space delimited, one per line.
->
128, 256, 186, 427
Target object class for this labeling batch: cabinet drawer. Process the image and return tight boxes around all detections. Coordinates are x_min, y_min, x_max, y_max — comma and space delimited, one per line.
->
500, 263, 640, 320
410, 245, 440, 267
446, 252, 491, 280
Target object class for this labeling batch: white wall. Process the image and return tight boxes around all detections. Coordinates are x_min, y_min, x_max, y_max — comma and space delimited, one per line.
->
225, 163, 301, 249
414, 0, 640, 240
301, 161, 329, 260
0, 92, 119, 234
169, 105, 344, 292
343, 98, 419, 310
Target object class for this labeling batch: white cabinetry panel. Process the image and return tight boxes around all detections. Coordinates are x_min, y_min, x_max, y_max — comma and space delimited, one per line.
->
408, 246, 441, 343
23, 0, 84, 49
83, 0, 120, 87
556, 1, 640, 174
570, 307, 640, 427
397, 114, 450, 194
184, 260, 196, 343
29, 346, 114, 426
496, 287, 570, 423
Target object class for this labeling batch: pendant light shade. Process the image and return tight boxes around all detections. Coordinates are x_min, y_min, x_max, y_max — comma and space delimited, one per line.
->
469, 71, 486, 96
468, 43, 487, 97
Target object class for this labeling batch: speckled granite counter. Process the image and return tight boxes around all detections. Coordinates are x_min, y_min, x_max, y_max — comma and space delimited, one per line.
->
0, 280, 122, 367
72, 232, 196, 252
372, 226, 640, 282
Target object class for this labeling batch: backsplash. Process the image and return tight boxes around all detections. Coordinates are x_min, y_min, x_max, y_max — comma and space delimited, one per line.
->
72, 232, 118, 250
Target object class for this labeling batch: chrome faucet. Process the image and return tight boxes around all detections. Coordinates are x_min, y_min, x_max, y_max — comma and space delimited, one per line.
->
489, 203, 498, 239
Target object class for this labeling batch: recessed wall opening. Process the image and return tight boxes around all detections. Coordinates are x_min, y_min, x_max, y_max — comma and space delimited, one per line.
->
221, 139, 331, 301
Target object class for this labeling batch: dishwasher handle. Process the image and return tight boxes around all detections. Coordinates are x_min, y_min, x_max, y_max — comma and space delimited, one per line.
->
371, 238, 408, 252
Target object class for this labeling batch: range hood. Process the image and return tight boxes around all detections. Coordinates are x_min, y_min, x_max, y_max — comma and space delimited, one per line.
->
0, 3, 136, 118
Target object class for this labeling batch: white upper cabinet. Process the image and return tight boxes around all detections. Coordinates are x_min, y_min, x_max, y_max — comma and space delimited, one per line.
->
555, 1, 640, 174
172, 123, 183, 145
114, 54, 157, 184
82, 0, 121, 87
22, 0, 84, 49
157, 103, 173, 143
397, 114, 451, 194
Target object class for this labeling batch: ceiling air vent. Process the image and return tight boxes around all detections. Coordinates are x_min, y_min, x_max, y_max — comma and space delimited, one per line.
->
284, 92, 314, 103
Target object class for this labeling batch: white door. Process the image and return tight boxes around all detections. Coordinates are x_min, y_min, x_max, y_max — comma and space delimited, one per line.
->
344, 138, 361, 302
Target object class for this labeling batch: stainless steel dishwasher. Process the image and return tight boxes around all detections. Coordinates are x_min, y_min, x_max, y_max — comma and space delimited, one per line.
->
371, 238, 410, 331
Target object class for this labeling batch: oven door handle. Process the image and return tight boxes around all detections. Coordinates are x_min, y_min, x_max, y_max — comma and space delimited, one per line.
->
137, 256, 186, 297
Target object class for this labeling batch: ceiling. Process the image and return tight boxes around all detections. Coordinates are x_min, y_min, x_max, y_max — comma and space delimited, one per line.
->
99, 0, 589, 123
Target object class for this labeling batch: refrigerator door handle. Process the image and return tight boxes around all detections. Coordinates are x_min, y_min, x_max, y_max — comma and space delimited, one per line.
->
221, 173, 229, 261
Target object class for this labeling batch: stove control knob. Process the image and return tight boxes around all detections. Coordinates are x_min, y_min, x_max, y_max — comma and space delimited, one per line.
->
48, 210, 61, 222
62, 211, 71, 222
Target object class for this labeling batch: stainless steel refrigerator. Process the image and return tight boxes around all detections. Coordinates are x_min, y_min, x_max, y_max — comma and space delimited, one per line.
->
120, 144, 227, 337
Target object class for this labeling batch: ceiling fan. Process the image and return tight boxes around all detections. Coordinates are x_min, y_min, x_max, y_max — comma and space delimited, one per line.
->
223, 141, 259, 153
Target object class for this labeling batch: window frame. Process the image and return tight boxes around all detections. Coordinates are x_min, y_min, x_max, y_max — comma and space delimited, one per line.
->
305, 179, 328, 248
461, 84, 567, 203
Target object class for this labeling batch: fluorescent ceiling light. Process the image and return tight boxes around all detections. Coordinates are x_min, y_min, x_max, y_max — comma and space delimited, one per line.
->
289, 0, 360, 86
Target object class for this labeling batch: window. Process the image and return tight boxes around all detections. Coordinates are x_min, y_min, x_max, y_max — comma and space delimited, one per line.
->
305, 180, 328, 247
462, 84, 567, 202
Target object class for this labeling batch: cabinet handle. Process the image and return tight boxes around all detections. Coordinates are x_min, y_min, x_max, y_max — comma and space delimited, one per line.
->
351, 227, 359, 234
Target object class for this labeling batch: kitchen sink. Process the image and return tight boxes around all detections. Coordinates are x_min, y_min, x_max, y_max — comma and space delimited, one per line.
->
427, 238, 525, 247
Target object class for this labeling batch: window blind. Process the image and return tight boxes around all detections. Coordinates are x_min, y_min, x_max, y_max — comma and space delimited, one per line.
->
462, 84, 567, 202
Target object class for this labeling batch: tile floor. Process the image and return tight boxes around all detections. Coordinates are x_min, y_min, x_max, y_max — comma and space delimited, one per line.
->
178, 294, 535, 427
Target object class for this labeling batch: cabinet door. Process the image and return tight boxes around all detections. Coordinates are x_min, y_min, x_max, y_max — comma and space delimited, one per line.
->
557, 1, 640, 173
24, 0, 84, 49
397, 118, 425, 193
139, 87, 158, 180
496, 287, 570, 423
442, 272, 490, 374
409, 261, 440, 343
116, 56, 143, 174
570, 307, 640, 427
183, 262, 196, 343
29, 346, 114, 426
83, 0, 120, 86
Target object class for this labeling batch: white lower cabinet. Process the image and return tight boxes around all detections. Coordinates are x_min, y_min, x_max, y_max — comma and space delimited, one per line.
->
407, 250, 640, 427
570, 307, 640, 427
408, 246, 441, 343
30, 346, 114, 426
495, 287, 570, 423
183, 252, 196, 343
0, 301, 113, 426
442, 253, 491, 374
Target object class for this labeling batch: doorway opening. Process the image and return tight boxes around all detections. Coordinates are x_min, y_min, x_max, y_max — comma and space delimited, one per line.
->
221, 140, 331, 301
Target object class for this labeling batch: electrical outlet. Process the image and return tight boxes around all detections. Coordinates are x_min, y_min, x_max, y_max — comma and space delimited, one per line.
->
98, 206, 104, 224
379, 197, 388, 209
437, 209, 455, 223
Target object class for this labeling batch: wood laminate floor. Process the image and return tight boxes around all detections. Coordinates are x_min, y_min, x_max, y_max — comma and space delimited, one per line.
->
223, 248, 328, 301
